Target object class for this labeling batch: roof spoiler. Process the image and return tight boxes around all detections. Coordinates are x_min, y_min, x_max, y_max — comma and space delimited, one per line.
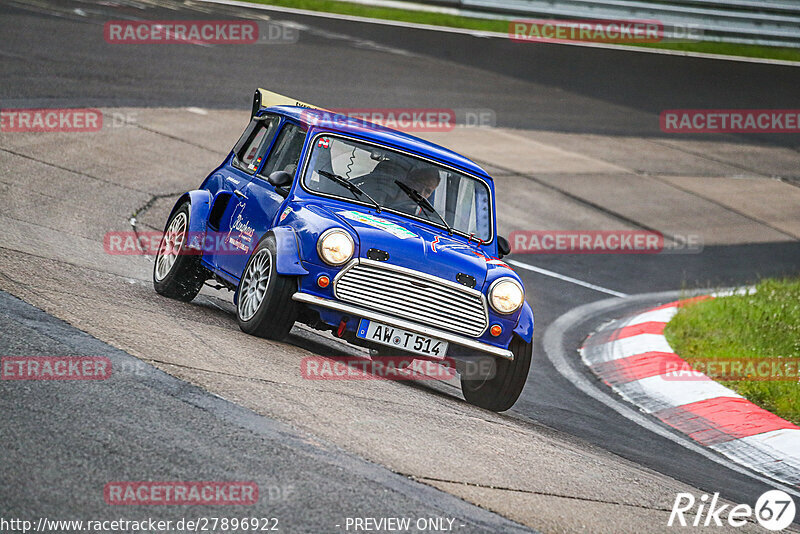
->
251, 88, 328, 119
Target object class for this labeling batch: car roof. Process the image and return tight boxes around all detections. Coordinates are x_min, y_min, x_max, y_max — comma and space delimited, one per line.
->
262, 105, 493, 182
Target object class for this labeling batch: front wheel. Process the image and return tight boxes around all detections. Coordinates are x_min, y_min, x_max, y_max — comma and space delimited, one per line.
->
236, 235, 298, 340
461, 335, 532, 412
153, 202, 206, 301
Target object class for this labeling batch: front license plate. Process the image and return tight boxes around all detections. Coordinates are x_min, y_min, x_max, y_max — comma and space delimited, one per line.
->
356, 319, 448, 358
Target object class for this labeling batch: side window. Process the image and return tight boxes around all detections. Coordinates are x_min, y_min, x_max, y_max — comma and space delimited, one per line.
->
258, 123, 307, 181
233, 115, 280, 173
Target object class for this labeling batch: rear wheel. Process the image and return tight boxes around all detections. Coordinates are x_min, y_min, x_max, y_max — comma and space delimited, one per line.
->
461, 335, 532, 412
153, 202, 206, 301
236, 235, 298, 340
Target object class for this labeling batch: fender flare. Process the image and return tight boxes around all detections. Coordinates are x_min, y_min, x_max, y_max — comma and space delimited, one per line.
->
233, 228, 307, 306
271, 226, 309, 276
513, 301, 534, 343
167, 190, 212, 250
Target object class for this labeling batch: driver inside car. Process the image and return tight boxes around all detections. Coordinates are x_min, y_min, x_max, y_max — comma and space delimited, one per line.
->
350, 159, 408, 205
387, 166, 441, 215
353, 163, 441, 213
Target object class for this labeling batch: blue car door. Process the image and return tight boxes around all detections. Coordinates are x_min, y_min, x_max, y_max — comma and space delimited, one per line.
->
218, 120, 308, 280
210, 114, 280, 277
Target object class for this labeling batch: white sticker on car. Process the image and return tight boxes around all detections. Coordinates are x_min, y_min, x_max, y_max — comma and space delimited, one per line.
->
337, 210, 417, 240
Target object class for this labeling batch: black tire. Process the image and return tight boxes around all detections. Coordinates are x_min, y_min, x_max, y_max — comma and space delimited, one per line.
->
153, 202, 206, 301
461, 335, 532, 412
236, 235, 298, 340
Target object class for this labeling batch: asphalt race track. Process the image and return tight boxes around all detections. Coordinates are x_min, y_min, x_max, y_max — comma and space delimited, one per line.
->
0, 290, 532, 533
2, 0, 800, 532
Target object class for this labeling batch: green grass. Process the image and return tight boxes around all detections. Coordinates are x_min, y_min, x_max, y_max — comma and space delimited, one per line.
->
632, 41, 800, 62
242, 0, 800, 62
664, 278, 800, 424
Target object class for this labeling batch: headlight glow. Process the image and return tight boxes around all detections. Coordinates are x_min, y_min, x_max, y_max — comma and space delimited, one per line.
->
489, 278, 524, 315
317, 229, 354, 266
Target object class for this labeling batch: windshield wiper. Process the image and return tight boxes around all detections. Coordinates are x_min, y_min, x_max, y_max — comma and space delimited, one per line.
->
317, 170, 382, 213
393, 180, 453, 235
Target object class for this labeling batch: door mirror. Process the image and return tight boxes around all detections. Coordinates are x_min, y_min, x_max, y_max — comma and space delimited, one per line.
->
497, 236, 511, 258
268, 170, 292, 187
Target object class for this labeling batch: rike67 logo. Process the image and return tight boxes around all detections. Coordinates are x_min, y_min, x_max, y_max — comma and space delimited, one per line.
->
669, 490, 795, 530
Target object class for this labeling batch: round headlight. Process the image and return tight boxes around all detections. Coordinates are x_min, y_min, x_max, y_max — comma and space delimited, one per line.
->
489, 278, 524, 315
317, 229, 354, 266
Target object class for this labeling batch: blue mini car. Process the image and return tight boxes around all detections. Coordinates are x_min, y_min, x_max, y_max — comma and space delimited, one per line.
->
153, 89, 534, 411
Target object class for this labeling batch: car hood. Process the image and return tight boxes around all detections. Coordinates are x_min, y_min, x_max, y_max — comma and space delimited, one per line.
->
326, 206, 490, 288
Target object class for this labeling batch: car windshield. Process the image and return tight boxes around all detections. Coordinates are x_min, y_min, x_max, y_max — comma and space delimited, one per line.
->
303, 135, 492, 241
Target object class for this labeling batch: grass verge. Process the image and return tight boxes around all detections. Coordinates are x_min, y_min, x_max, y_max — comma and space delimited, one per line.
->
664, 278, 800, 424
237, 0, 800, 62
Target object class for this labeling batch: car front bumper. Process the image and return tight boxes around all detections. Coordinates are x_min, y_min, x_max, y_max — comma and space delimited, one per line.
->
291, 292, 514, 361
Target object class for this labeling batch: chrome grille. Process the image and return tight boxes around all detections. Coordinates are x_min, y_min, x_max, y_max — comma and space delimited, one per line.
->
334, 260, 488, 337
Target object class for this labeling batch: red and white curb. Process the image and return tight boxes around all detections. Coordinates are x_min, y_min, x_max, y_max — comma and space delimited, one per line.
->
580, 296, 800, 487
